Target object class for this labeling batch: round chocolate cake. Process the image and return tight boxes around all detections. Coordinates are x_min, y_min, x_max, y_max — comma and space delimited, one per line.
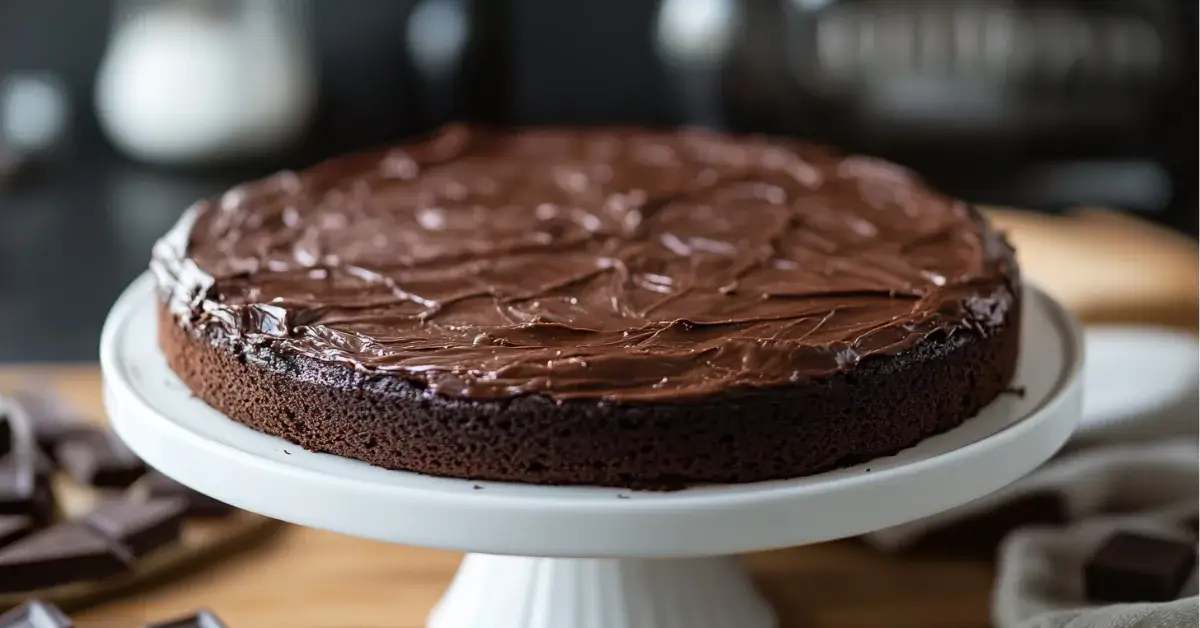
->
151, 126, 1020, 489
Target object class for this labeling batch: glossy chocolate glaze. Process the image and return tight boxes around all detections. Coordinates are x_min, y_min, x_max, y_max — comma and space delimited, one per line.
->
152, 126, 1017, 401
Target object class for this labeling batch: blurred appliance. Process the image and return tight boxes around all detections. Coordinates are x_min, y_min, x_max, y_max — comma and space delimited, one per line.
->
658, 0, 1195, 231
95, 0, 317, 166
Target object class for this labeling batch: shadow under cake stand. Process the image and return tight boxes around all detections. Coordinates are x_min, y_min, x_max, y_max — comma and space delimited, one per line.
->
101, 274, 1083, 628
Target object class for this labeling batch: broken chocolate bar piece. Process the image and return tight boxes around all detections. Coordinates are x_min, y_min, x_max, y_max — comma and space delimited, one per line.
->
0, 600, 73, 627
1084, 531, 1197, 603
2, 448, 57, 478
55, 429, 146, 488
0, 461, 35, 514
82, 497, 187, 558
135, 471, 235, 518
0, 457, 55, 524
8, 391, 90, 456
0, 515, 33, 549
0, 522, 131, 593
144, 609, 228, 628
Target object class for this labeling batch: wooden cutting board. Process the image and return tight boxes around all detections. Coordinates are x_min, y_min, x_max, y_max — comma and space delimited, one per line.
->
2, 208, 1195, 628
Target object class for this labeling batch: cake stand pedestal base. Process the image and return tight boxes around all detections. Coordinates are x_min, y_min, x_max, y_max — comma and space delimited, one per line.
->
429, 555, 774, 628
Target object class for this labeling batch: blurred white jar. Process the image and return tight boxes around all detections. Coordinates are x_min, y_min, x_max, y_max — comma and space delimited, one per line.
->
95, 0, 317, 166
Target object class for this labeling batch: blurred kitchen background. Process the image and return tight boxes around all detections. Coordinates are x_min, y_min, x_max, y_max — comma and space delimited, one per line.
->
0, 0, 1196, 361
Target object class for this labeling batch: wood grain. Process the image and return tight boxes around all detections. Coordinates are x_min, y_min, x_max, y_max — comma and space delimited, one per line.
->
986, 207, 1198, 329
0, 209, 1194, 627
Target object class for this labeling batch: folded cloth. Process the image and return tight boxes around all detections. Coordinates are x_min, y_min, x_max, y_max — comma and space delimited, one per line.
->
864, 329, 1199, 628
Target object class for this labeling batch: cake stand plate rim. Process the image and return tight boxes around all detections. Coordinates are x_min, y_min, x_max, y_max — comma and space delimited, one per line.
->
101, 273, 1083, 558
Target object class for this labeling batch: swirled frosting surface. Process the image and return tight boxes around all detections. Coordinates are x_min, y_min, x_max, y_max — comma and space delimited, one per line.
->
152, 126, 1017, 401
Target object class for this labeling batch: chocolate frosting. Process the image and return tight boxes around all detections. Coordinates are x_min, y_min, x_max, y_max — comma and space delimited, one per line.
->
151, 126, 1017, 402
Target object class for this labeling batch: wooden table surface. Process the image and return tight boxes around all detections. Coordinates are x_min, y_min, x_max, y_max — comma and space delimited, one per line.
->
1, 209, 1195, 628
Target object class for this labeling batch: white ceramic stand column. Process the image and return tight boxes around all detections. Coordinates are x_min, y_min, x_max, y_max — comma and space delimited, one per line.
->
429, 554, 775, 628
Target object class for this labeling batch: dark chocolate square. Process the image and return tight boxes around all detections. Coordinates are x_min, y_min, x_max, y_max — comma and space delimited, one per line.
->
0, 461, 35, 514
0, 458, 55, 524
0, 522, 131, 593
9, 391, 90, 456
1084, 531, 1197, 603
138, 471, 236, 518
0, 600, 73, 627
2, 449, 57, 477
55, 429, 146, 488
82, 497, 187, 558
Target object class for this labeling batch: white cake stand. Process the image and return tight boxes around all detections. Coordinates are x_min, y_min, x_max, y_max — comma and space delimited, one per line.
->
100, 275, 1083, 628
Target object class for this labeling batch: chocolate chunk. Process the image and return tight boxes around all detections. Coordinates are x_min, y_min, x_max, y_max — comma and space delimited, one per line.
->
0, 515, 33, 549
0, 401, 51, 479
0, 458, 55, 524
9, 391, 90, 456
0, 600, 73, 627
3, 449, 57, 478
144, 610, 227, 628
83, 497, 186, 558
55, 430, 146, 488
0, 461, 34, 514
0, 405, 52, 523
136, 471, 235, 518
907, 491, 1068, 558
0, 523, 130, 593
1084, 531, 1197, 603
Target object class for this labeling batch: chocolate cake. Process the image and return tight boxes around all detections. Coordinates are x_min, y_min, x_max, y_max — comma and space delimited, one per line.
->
151, 126, 1021, 488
